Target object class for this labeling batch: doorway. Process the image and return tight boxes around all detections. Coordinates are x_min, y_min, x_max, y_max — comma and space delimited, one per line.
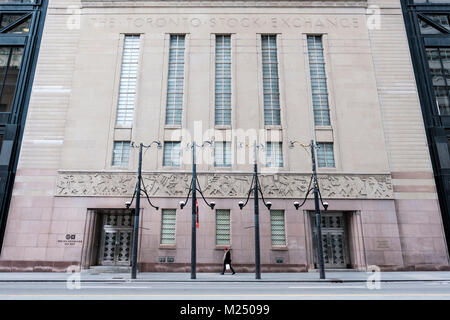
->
97, 210, 134, 266
310, 212, 350, 269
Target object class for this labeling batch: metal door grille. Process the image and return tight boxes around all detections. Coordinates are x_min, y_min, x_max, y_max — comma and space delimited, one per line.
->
311, 212, 349, 269
98, 210, 134, 266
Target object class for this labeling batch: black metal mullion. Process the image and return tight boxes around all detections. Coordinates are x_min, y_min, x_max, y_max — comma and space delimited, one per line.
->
11, 10, 36, 123
0, 12, 32, 34
418, 13, 450, 34
416, 10, 443, 121
437, 48, 450, 116
0, 47, 12, 107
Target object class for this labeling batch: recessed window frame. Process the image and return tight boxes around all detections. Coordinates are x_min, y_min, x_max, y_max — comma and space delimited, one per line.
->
112, 141, 131, 167
214, 141, 232, 167
307, 35, 331, 127
215, 34, 232, 127
160, 209, 177, 246
317, 142, 335, 168
163, 141, 181, 167
270, 209, 287, 247
215, 209, 231, 246
261, 34, 281, 126
115, 35, 141, 128
266, 141, 284, 167
165, 34, 186, 126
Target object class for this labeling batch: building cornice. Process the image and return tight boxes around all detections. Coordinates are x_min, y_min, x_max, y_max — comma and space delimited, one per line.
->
80, 0, 368, 9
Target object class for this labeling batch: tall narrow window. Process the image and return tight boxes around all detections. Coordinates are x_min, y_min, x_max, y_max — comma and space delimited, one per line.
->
163, 141, 181, 167
270, 210, 286, 246
0, 47, 24, 112
116, 35, 140, 127
307, 35, 331, 126
215, 35, 232, 126
214, 141, 231, 167
266, 142, 283, 167
426, 48, 450, 115
317, 142, 335, 168
166, 35, 185, 126
112, 141, 131, 167
447, 130, 450, 154
160, 209, 176, 245
261, 35, 281, 126
216, 209, 231, 245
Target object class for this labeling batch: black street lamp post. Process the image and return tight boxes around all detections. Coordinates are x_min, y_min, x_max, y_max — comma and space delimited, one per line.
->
238, 142, 272, 280
310, 140, 326, 280
290, 140, 328, 280
253, 148, 261, 280
131, 143, 142, 280
191, 143, 197, 280
179, 141, 215, 279
127, 141, 162, 280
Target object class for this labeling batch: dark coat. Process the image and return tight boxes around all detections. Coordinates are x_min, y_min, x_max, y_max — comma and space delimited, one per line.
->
223, 250, 231, 263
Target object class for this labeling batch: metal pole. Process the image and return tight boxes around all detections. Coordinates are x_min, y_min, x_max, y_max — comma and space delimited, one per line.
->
311, 140, 326, 280
253, 142, 261, 280
191, 143, 197, 279
131, 143, 142, 279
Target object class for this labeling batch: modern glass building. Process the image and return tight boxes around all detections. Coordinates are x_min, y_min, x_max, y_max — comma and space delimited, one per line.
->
402, 0, 450, 255
0, 0, 47, 250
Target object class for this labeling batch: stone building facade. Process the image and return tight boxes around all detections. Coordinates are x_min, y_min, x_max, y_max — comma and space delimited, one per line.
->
0, 0, 449, 272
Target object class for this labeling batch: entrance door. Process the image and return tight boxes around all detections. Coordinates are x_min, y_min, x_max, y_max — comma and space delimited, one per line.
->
311, 212, 350, 269
98, 211, 134, 266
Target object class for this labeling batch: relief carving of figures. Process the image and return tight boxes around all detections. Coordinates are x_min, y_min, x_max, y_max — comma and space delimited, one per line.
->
56, 172, 393, 199
203, 174, 251, 197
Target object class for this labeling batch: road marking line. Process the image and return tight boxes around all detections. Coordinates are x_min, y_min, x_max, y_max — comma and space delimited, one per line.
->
1, 293, 450, 298
289, 286, 366, 289
81, 286, 152, 289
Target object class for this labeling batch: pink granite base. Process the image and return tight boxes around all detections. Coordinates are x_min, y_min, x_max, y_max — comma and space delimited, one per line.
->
1, 194, 448, 272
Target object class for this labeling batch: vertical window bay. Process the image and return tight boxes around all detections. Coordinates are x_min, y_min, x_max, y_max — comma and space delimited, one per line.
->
116, 35, 140, 127
215, 35, 232, 126
166, 35, 185, 126
261, 35, 281, 126
307, 35, 331, 126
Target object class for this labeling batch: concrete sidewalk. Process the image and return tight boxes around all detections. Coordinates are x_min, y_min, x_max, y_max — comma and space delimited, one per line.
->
1, 271, 450, 283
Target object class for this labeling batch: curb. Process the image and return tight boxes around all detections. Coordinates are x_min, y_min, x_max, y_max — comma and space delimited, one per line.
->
1, 279, 450, 283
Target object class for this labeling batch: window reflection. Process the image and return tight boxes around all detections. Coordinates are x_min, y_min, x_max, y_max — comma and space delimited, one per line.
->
0, 1, 35, 3
10, 17, 30, 33
0, 13, 31, 34
447, 132, 450, 154
420, 20, 443, 34
0, 47, 24, 113
0, 14, 23, 29
419, 14, 450, 35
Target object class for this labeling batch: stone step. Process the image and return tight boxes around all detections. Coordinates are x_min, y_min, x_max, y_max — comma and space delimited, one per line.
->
83, 266, 131, 274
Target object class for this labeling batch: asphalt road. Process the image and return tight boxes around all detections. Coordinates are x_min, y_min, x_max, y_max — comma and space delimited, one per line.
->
1, 280, 450, 300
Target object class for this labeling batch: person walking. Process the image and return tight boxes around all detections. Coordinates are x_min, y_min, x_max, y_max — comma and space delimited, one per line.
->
221, 247, 236, 275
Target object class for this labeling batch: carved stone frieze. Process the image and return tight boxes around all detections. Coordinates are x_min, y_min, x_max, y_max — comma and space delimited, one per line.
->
55, 171, 393, 199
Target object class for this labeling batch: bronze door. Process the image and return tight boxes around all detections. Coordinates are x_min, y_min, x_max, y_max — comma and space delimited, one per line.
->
98, 212, 133, 266
311, 212, 349, 269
